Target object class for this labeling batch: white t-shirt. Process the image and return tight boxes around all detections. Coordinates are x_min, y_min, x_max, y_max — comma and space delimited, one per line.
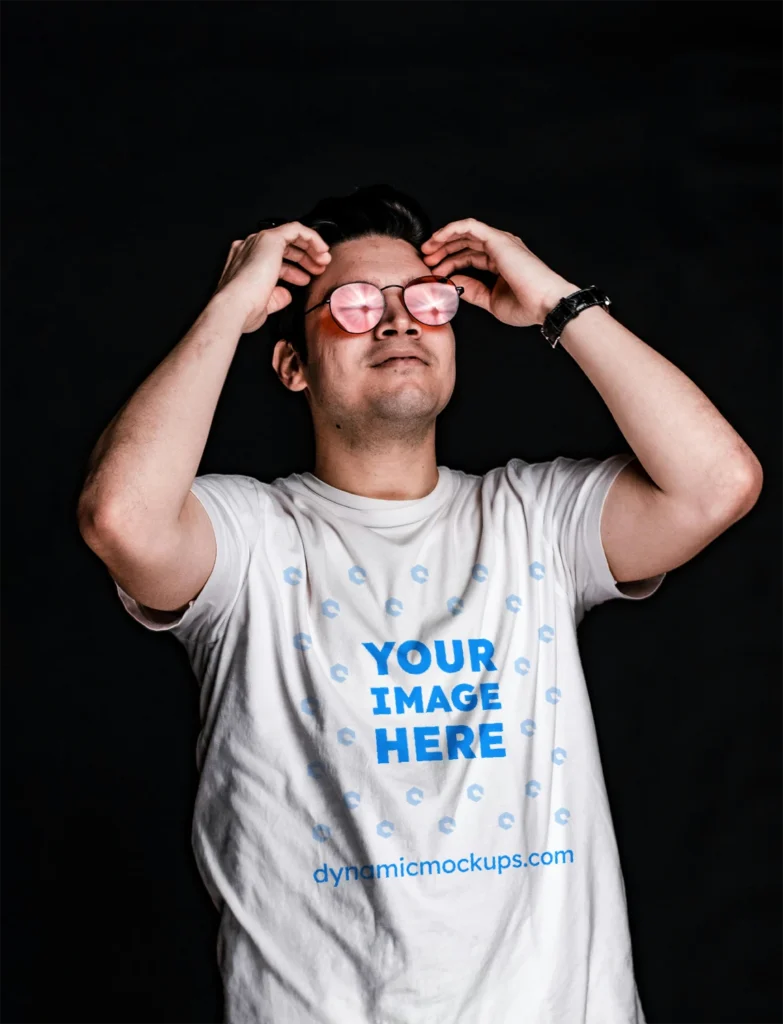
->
115, 454, 665, 1024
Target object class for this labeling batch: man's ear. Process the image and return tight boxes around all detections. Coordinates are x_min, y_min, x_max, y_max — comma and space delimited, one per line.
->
272, 338, 308, 392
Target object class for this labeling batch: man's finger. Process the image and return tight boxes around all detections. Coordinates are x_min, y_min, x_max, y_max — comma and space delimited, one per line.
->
278, 262, 311, 286
431, 249, 493, 279
423, 219, 491, 249
451, 274, 492, 313
284, 238, 327, 272
276, 222, 331, 260
267, 285, 294, 314
423, 237, 482, 264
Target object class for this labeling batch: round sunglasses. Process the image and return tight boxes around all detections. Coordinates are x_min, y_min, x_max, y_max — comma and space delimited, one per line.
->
304, 276, 464, 334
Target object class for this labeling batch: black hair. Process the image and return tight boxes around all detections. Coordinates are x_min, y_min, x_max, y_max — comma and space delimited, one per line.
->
260, 183, 432, 365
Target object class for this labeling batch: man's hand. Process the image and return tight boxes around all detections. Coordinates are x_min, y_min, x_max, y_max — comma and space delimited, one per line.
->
421, 218, 577, 327
213, 222, 331, 334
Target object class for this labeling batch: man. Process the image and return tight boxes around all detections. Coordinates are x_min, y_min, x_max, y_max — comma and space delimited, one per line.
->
77, 184, 763, 1023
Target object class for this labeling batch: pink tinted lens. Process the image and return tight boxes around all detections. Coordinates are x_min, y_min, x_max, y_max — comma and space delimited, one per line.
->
330, 282, 385, 333
404, 279, 460, 325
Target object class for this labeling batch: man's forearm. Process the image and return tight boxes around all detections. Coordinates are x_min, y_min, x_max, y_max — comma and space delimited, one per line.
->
554, 301, 763, 516
77, 292, 248, 538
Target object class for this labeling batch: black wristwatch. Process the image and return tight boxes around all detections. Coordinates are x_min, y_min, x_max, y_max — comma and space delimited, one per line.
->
541, 285, 611, 348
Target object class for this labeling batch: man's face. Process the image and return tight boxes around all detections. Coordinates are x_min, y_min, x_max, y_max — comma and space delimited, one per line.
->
275, 234, 457, 439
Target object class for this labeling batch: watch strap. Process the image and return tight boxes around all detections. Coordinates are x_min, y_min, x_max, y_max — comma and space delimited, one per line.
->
541, 286, 611, 348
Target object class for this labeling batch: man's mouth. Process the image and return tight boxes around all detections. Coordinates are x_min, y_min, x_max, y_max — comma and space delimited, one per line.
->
374, 356, 424, 366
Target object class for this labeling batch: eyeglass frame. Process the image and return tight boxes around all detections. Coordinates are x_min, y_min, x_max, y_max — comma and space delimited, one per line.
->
303, 276, 465, 334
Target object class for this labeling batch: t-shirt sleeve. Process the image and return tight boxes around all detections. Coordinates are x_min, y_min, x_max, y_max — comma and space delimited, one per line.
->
113, 473, 264, 645
507, 453, 667, 620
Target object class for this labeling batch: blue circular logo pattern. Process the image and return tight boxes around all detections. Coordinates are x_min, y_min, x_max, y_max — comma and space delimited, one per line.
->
292, 557, 574, 844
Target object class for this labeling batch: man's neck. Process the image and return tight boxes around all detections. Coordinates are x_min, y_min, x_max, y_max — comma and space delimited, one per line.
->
312, 445, 440, 501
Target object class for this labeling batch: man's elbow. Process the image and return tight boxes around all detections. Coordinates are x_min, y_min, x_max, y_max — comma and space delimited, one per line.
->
77, 494, 126, 557
710, 457, 764, 523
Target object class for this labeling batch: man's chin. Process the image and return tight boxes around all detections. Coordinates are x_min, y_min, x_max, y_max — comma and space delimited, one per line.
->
366, 393, 441, 421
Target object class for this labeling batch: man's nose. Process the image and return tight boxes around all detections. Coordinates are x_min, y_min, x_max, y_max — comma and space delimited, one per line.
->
374, 291, 421, 336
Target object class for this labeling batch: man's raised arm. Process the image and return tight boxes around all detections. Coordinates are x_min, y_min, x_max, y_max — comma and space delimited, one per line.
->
77, 222, 332, 613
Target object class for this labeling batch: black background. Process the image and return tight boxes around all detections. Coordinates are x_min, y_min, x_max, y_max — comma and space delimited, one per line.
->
3, 2, 781, 1022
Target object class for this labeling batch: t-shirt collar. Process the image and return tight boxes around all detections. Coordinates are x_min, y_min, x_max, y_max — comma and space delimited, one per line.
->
279, 465, 455, 527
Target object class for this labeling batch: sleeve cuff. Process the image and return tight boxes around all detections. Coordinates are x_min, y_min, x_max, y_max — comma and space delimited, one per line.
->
114, 582, 196, 631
